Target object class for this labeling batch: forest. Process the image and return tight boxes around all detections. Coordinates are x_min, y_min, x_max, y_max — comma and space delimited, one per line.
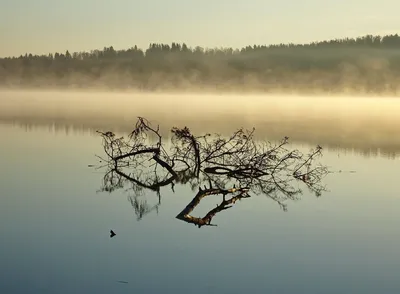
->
2, 34, 400, 94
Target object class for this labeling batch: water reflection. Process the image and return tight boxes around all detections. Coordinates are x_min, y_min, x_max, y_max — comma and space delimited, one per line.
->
96, 117, 329, 227
2, 92, 400, 159
2, 112, 400, 294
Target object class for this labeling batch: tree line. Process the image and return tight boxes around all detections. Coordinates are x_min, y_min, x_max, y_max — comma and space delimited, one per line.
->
2, 34, 400, 94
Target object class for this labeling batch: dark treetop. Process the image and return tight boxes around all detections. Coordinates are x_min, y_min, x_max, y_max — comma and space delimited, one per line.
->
2, 34, 400, 94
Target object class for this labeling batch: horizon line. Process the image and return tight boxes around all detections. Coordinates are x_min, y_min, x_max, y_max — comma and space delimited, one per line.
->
2, 33, 400, 59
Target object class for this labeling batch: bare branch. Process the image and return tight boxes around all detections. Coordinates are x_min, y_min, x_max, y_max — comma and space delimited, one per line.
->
95, 117, 330, 227
176, 186, 250, 227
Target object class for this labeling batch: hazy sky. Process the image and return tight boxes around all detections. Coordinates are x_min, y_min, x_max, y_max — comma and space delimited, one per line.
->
1, 0, 399, 57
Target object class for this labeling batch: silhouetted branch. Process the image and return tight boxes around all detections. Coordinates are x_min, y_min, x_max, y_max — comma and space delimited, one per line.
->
96, 117, 329, 226
113, 148, 159, 161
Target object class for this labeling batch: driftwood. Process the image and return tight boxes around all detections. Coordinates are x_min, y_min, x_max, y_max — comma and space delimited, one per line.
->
96, 117, 329, 227
176, 186, 251, 227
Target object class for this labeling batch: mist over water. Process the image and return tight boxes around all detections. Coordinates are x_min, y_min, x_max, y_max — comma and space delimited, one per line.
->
4, 35, 400, 95
1, 90, 400, 158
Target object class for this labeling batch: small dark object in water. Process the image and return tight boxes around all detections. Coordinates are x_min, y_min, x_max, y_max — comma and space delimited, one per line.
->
110, 230, 116, 238
117, 281, 128, 284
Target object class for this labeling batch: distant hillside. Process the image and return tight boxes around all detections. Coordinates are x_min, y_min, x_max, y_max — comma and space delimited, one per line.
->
1, 34, 400, 94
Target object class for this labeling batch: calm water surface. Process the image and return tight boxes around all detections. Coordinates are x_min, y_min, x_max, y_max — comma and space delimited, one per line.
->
1, 92, 400, 294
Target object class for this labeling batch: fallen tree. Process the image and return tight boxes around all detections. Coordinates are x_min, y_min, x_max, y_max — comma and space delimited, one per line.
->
96, 117, 329, 227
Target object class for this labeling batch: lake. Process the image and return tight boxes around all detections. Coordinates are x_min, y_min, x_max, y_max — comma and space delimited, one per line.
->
1, 91, 400, 294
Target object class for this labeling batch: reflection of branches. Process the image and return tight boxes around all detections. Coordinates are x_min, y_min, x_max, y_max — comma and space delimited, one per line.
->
96, 117, 329, 227
128, 194, 160, 221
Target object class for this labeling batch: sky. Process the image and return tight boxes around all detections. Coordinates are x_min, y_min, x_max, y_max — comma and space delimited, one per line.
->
0, 0, 399, 57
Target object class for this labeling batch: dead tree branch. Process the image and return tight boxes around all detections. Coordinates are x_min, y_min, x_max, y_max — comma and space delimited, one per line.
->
176, 186, 250, 227
95, 117, 329, 227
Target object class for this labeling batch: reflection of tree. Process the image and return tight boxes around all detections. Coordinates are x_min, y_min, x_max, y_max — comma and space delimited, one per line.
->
97, 117, 328, 227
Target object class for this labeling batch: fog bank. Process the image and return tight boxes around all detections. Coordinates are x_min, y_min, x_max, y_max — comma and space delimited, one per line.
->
1, 91, 400, 158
